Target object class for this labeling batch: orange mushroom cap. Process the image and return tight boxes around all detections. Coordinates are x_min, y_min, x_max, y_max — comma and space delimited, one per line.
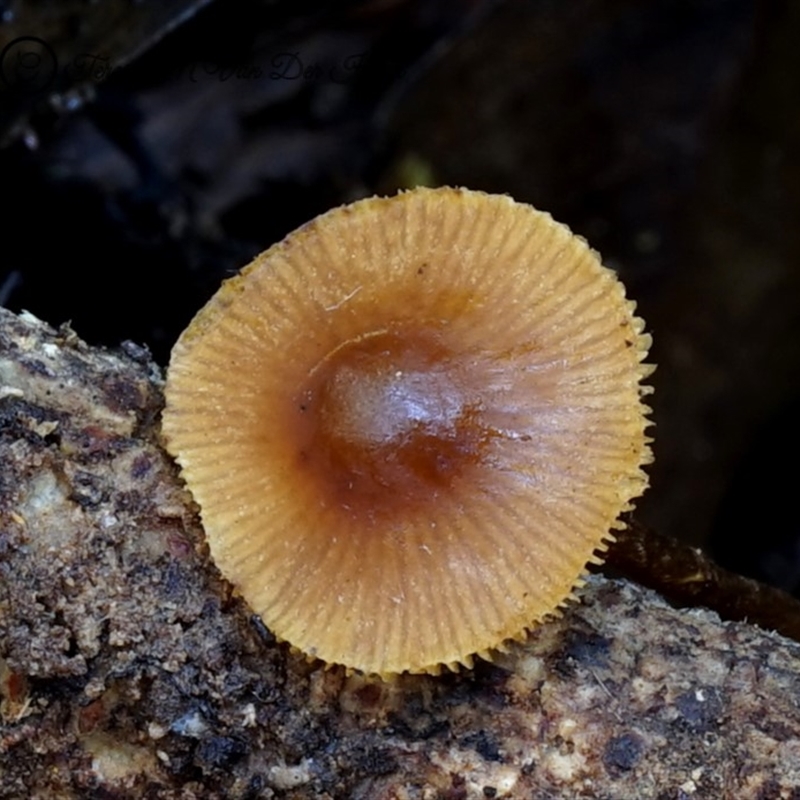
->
162, 187, 653, 678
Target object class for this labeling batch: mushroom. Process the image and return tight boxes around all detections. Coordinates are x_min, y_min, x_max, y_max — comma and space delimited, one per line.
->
162, 187, 653, 678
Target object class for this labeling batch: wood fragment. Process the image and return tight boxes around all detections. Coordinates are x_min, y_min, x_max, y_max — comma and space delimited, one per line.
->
1, 306, 799, 799
608, 518, 800, 642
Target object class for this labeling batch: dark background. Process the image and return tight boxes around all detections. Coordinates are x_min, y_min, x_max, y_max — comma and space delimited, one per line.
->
1, 0, 798, 593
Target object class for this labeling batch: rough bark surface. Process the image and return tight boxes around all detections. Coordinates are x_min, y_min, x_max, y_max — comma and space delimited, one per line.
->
1, 306, 799, 799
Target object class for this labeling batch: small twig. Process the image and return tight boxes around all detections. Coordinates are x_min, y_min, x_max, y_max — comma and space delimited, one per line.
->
605, 518, 800, 643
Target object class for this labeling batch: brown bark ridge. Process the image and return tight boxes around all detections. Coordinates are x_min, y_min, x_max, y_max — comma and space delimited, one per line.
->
0, 305, 799, 800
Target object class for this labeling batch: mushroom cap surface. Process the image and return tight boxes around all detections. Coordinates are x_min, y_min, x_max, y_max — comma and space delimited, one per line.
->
162, 187, 652, 677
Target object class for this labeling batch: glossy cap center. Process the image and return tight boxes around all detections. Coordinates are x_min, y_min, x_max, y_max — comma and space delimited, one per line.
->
293, 329, 486, 521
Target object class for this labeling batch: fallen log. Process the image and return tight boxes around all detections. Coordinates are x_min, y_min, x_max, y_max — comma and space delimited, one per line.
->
1, 307, 798, 799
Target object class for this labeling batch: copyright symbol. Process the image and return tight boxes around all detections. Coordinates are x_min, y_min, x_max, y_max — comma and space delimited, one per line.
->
0, 36, 58, 93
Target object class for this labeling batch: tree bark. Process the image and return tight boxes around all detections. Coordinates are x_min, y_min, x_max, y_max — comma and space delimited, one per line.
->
1, 307, 798, 799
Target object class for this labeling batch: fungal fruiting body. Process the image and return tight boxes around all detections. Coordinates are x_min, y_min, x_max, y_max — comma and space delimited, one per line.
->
162, 187, 653, 678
